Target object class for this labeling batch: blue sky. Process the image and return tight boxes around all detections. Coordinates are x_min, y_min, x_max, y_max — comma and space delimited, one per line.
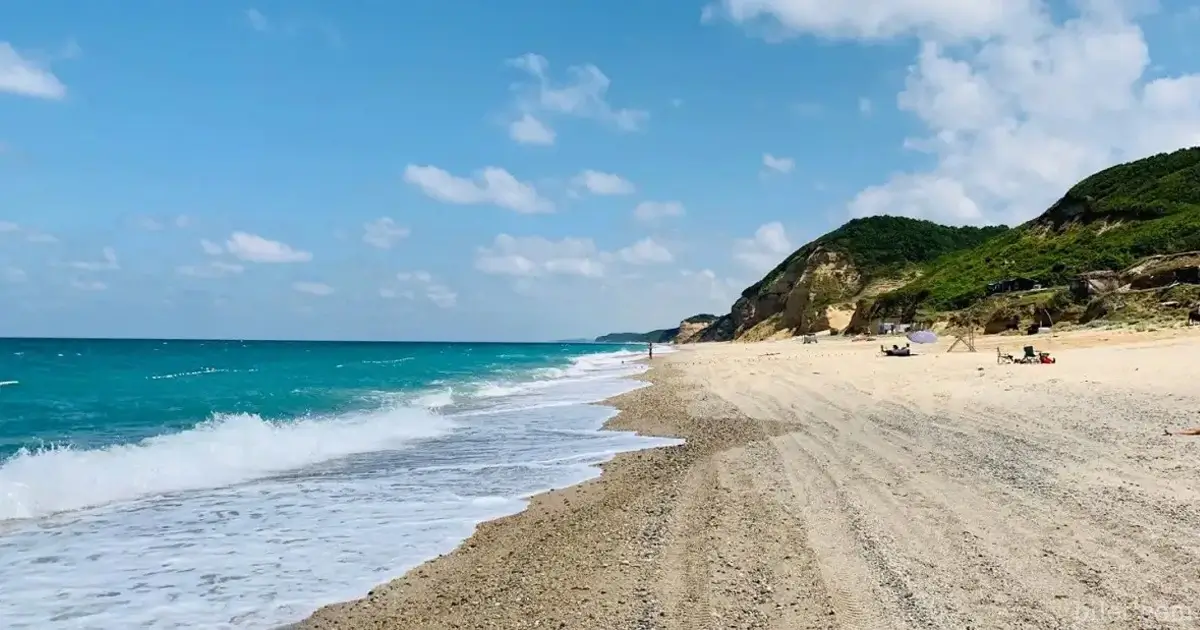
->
2, 0, 1199, 341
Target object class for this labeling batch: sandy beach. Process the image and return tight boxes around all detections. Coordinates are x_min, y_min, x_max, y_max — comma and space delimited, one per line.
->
293, 327, 1200, 629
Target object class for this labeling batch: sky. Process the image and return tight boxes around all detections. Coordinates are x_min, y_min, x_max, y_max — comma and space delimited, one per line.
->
2, 0, 1200, 341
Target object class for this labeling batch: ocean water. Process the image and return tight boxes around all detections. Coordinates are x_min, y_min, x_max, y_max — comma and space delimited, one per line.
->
0, 339, 679, 629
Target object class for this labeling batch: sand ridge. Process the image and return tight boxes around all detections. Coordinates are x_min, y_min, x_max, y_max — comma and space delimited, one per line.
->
292, 328, 1200, 629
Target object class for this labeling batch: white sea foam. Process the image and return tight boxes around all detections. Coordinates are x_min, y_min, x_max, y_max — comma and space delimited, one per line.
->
0, 345, 681, 629
0, 406, 454, 521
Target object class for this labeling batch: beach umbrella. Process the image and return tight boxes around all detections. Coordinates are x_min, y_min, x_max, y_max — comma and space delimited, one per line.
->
907, 330, 938, 344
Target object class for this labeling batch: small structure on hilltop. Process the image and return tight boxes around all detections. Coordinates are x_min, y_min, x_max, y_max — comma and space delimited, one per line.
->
986, 277, 1040, 296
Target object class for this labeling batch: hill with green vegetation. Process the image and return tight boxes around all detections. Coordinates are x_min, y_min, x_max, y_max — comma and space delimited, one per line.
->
872, 146, 1200, 319
679, 146, 1200, 342
595, 314, 718, 344
693, 216, 1007, 342
593, 330, 676, 343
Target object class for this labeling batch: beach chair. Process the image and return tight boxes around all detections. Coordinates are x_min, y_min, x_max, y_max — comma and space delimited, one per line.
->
997, 347, 1015, 364
1013, 345, 1038, 364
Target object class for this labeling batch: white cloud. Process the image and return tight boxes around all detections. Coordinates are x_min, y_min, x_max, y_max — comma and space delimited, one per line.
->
176, 261, 245, 278
508, 113, 556, 145
1, 221, 57, 243
25, 231, 57, 244
718, 1, 1200, 226
3, 266, 26, 283
476, 234, 606, 278
391, 270, 457, 308
705, 0, 1042, 41
404, 164, 554, 214
134, 215, 191, 231
633, 200, 685, 222
762, 153, 795, 174
70, 279, 107, 291
617, 238, 674, 265
0, 42, 66, 99
733, 221, 793, 272
680, 268, 742, 304
225, 232, 312, 263
572, 170, 636, 195
505, 53, 649, 143
200, 239, 224, 255
362, 217, 411, 249
425, 284, 458, 308
69, 247, 119, 271
476, 234, 679, 279
134, 217, 165, 231
245, 8, 270, 31
396, 270, 433, 283
292, 281, 334, 296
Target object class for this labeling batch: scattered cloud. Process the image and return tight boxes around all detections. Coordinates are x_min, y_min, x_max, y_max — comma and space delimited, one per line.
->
505, 53, 648, 143
733, 221, 793, 272
0, 42, 67, 100
792, 102, 823, 116
70, 279, 107, 291
69, 247, 119, 271
245, 8, 270, 32
134, 217, 165, 231
858, 97, 872, 116
362, 217, 411, 249
716, 0, 1200, 225
133, 214, 191, 231
292, 281, 334, 296
241, 8, 342, 47
508, 113, 556, 145
200, 239, 224, 256
571, 170, 636, 196
633, 200, 685, 222
0, 221, 57, 243
680, 268, 742, 304
704, 0, 1041, 41
25, 231, 57, 244
617, 238, 673, 265
176, 261, 245, 278
476, 234, 606, 278
762, 153, 795, 174
3, 266, 26, 283
225, 232, 312, 263
404, 164, 554, 214
389, 270, 457, 308
475, 234, 677, 279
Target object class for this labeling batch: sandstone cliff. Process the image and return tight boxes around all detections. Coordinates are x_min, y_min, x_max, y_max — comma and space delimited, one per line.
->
698, 216, 1006, 342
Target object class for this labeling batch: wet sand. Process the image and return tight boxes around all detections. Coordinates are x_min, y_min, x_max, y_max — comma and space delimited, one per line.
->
292, 327, 1200, 629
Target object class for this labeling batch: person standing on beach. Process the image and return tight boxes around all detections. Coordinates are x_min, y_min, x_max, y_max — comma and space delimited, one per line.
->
648, 342, 653, 359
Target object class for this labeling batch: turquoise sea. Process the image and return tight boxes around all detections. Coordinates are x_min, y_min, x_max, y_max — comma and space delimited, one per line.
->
0, 338, 678, 629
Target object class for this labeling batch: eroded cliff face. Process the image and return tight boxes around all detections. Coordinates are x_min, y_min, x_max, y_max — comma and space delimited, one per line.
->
698, 247, 865, 342
673, 318, 715, 344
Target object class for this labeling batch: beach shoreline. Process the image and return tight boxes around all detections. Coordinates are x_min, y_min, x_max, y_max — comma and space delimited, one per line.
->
291, 327, 1200, 629
289, 349, 769, 629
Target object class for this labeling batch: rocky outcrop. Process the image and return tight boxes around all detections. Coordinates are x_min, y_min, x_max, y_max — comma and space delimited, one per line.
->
673, 314, 718, 344
696, 313, 736, 342
719, 247, 864, 341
